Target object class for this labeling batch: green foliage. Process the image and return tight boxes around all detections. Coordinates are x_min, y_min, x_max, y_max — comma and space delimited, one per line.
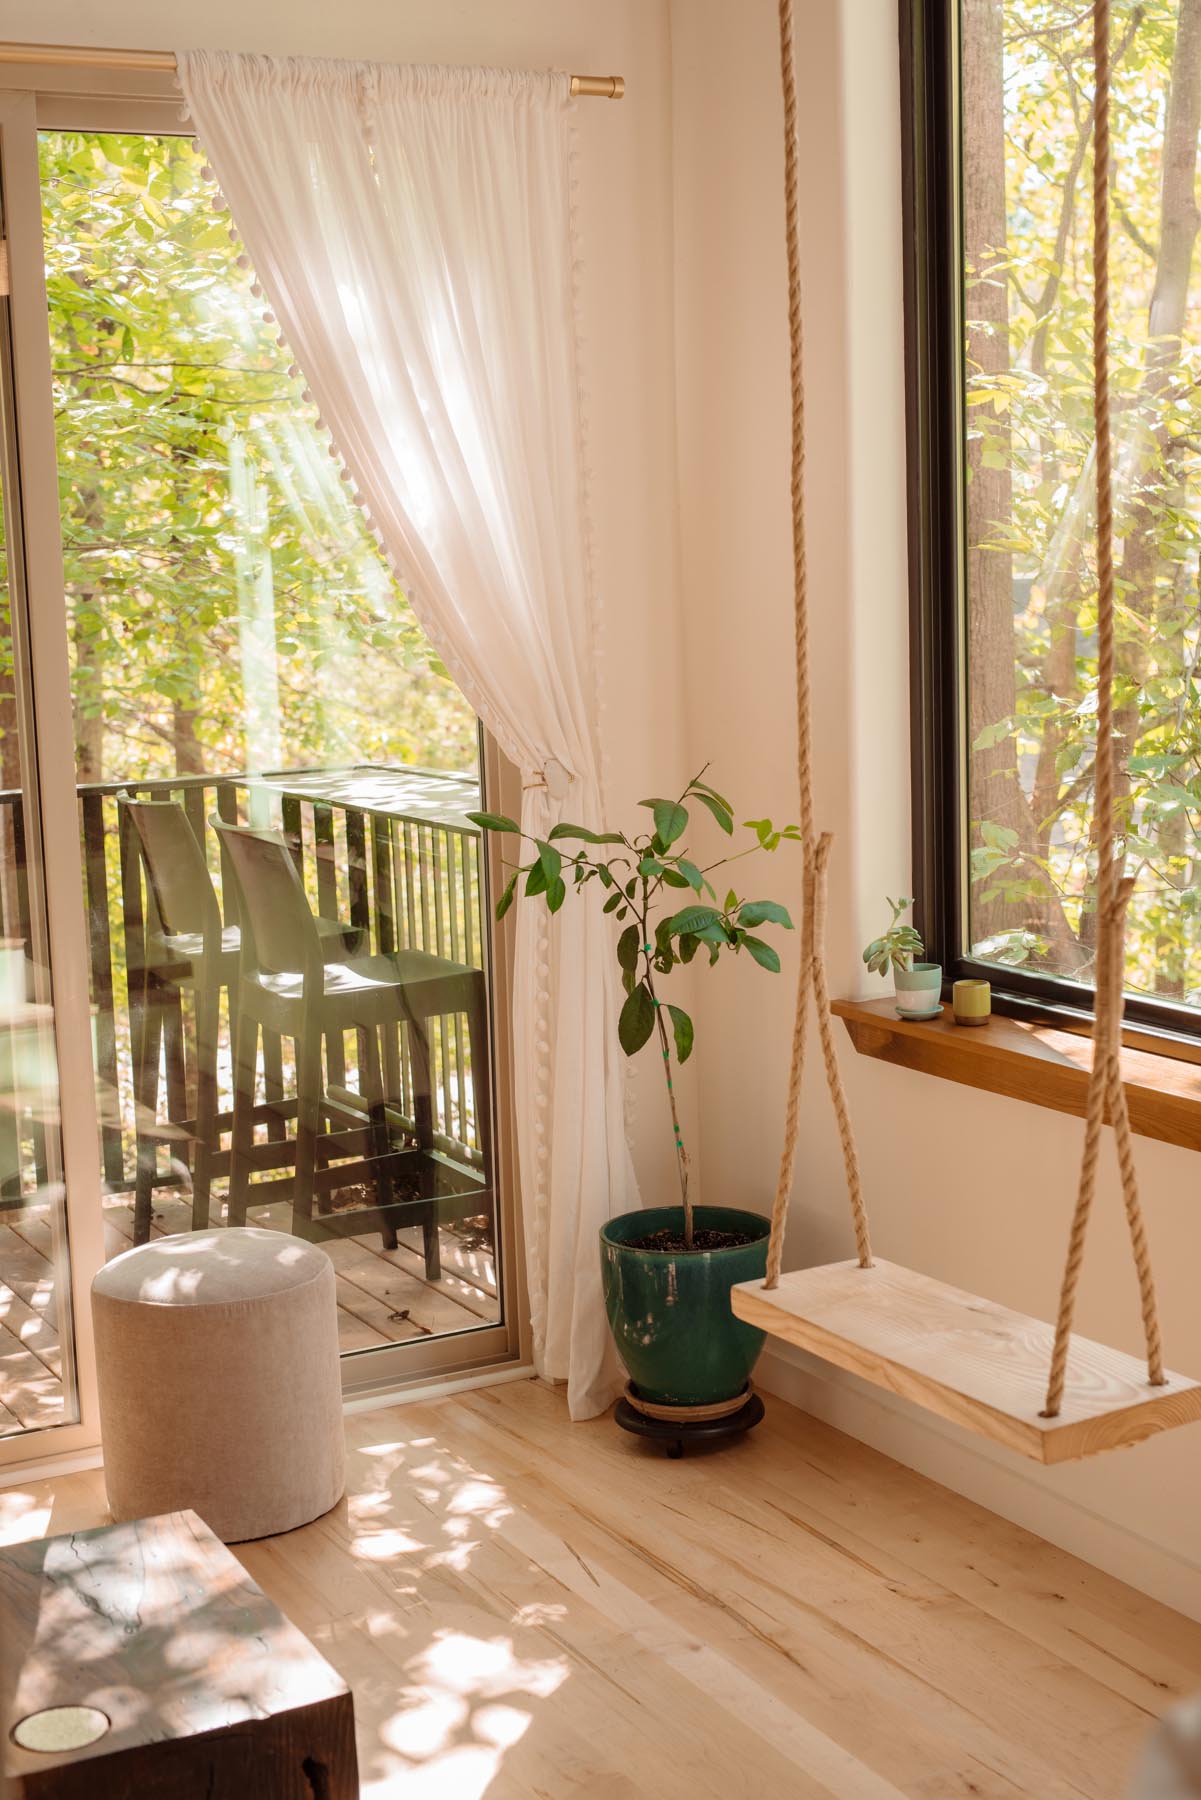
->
468, 766, 799, 1223
24, 129, 476, 788
863, 895, 925, 979
963, 5, 1201, 1006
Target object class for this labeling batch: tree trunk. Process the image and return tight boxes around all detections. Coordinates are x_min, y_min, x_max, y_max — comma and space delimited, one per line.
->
963, 0, 1022, 945
172, 699, 204, 776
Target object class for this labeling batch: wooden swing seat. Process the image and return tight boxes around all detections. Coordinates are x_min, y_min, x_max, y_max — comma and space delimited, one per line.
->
731, 1259, 1201, 1464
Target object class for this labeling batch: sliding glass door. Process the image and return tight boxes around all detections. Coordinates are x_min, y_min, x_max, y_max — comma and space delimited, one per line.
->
0, 87, 519, 1460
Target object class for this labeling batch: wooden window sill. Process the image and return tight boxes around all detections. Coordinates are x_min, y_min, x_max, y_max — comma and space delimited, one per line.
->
833, 997, 1201, 1154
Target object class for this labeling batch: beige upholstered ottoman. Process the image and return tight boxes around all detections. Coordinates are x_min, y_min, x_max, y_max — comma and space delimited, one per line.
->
92, 1227, 345, 1543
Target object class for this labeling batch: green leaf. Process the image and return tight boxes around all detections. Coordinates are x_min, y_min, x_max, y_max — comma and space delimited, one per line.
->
655, 800, 688, 847
661, 868, 691, 888
666, 905, 722, 937
676, 858, 704, 891
638, 798, 688, 847
546, 875, 567, 913
667, 1004, 694, 1064
689, 778, 734, 812
618, 984, 656, 1055
526, 861, 548, 897
495, 872, 518, 921
617, 923, 641, 974
692, 791, 734, 835
536, 840, 562, 881
678, 933, 701, 963
603, 890, 622, 913
742, 935, 781, 973
737, 900, 794, 929
468, 811, 520, 834
638, 856, 666, 878
546, 823, 627, 844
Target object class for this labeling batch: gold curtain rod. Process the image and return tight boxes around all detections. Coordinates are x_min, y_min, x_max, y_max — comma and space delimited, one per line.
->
0, 41, 624, 98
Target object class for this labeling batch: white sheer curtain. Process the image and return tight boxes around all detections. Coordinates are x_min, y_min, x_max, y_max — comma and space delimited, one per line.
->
177, 50, 638, 1418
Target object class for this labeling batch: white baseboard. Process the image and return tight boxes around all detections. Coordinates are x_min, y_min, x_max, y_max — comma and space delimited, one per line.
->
342, 1361, 536, 1413
0, 1363, 537, 1491
759, 1340, 1201, 1623
0, 1446, 104, 1489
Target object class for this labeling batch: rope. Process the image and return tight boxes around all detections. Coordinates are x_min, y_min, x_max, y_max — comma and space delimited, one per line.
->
1042, 0, 1164, 1414
766, 0, 1166, 1411
765, 0, 870, 1289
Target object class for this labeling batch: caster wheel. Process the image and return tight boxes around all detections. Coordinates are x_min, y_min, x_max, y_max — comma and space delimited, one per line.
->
612, 1393, 765, 1455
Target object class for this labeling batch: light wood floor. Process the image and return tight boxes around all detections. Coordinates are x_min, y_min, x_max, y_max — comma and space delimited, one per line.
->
4, 1379, 1200, 1798
0, 1192, 497, 1438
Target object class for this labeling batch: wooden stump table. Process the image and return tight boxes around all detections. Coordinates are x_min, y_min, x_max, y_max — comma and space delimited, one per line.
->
1, 1509, 357, 1798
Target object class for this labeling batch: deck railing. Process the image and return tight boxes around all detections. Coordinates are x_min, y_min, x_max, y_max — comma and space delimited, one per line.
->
0, 763, 486, 1203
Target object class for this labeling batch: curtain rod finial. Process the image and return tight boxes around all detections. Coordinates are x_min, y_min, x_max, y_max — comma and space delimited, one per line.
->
569, 74, 624, 100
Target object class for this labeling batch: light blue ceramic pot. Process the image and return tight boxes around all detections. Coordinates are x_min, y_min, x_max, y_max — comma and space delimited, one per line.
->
894, 960, 943, 1017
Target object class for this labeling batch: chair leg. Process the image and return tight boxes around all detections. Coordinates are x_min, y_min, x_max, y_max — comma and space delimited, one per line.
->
261, 1029, 287, 1144
361, 1026, 396, 1252
163, 988, 187, 1132
133, 991, 163, 1246
191, 981, 219, 1232
228, 1007, 258, 1229
406, 1015, 441, 1282
291, 1025, 322, 1236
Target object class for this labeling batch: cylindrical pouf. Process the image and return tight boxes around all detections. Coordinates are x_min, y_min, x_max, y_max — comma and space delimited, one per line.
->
92, 1227, 345, 1543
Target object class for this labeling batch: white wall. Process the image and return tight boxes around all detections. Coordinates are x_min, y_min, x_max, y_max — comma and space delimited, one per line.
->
672, 0, 1201, 1620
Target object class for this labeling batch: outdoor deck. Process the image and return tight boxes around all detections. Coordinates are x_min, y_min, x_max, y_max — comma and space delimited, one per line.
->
0, 1188, 499, 1438
0, 761, 501, 1441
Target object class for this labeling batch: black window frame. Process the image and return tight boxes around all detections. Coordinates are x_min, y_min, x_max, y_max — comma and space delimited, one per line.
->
900, 0, 1201, 1052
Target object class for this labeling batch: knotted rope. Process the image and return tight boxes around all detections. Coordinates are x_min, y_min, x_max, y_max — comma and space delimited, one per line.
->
1042, 0, 1164, 1414
764, 0, 870, 1288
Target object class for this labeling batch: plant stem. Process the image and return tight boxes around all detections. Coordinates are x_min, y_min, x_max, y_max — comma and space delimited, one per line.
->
646, 965, 692, 1247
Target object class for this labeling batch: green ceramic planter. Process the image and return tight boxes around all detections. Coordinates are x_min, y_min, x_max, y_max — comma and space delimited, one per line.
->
599, 1206, 771, 1407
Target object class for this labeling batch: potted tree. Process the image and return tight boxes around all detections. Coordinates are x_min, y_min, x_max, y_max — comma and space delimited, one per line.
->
470, 771, 797, 1414
862, 895, 942, 1017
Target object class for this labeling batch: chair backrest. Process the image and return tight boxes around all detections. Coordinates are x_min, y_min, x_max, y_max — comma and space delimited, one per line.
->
118, 796, 221, 945
211, 818, 319, 978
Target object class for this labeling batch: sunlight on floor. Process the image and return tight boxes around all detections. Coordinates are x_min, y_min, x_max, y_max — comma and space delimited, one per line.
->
0, 1488, 51, 1546
349, 1432, 571, 1797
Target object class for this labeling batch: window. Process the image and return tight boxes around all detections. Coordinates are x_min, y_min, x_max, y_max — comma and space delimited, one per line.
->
905, 0, 1201, 1038
0, 80, 522, 1461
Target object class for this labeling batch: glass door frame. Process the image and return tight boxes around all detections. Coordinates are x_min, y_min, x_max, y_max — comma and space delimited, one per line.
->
0, 69, 529, 1473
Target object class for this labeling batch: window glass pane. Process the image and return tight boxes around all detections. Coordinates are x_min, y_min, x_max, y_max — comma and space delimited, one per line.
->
0, 360, 79, 1440
39, 130, 501, 1356
963, 1, 1201, 1006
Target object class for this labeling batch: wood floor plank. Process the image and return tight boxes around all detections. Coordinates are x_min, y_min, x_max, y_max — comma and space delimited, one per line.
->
0, 1276, 60, 1378
435, 1386, 1103, 1799
0, 1219, 59, 1332
0, 1318, 65, 1431
6, 1377, 1199, 1796
729, 1397, 1201, 1710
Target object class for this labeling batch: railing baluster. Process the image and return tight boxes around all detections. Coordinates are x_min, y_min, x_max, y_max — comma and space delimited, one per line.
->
346, 809, 370, 936
281, 793, 303, 877
418, 824, 433, 953
372, 816, 394, 955
119, 794, 151, 1194
403, 819, 418, 952
83, 793, 125, 1189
